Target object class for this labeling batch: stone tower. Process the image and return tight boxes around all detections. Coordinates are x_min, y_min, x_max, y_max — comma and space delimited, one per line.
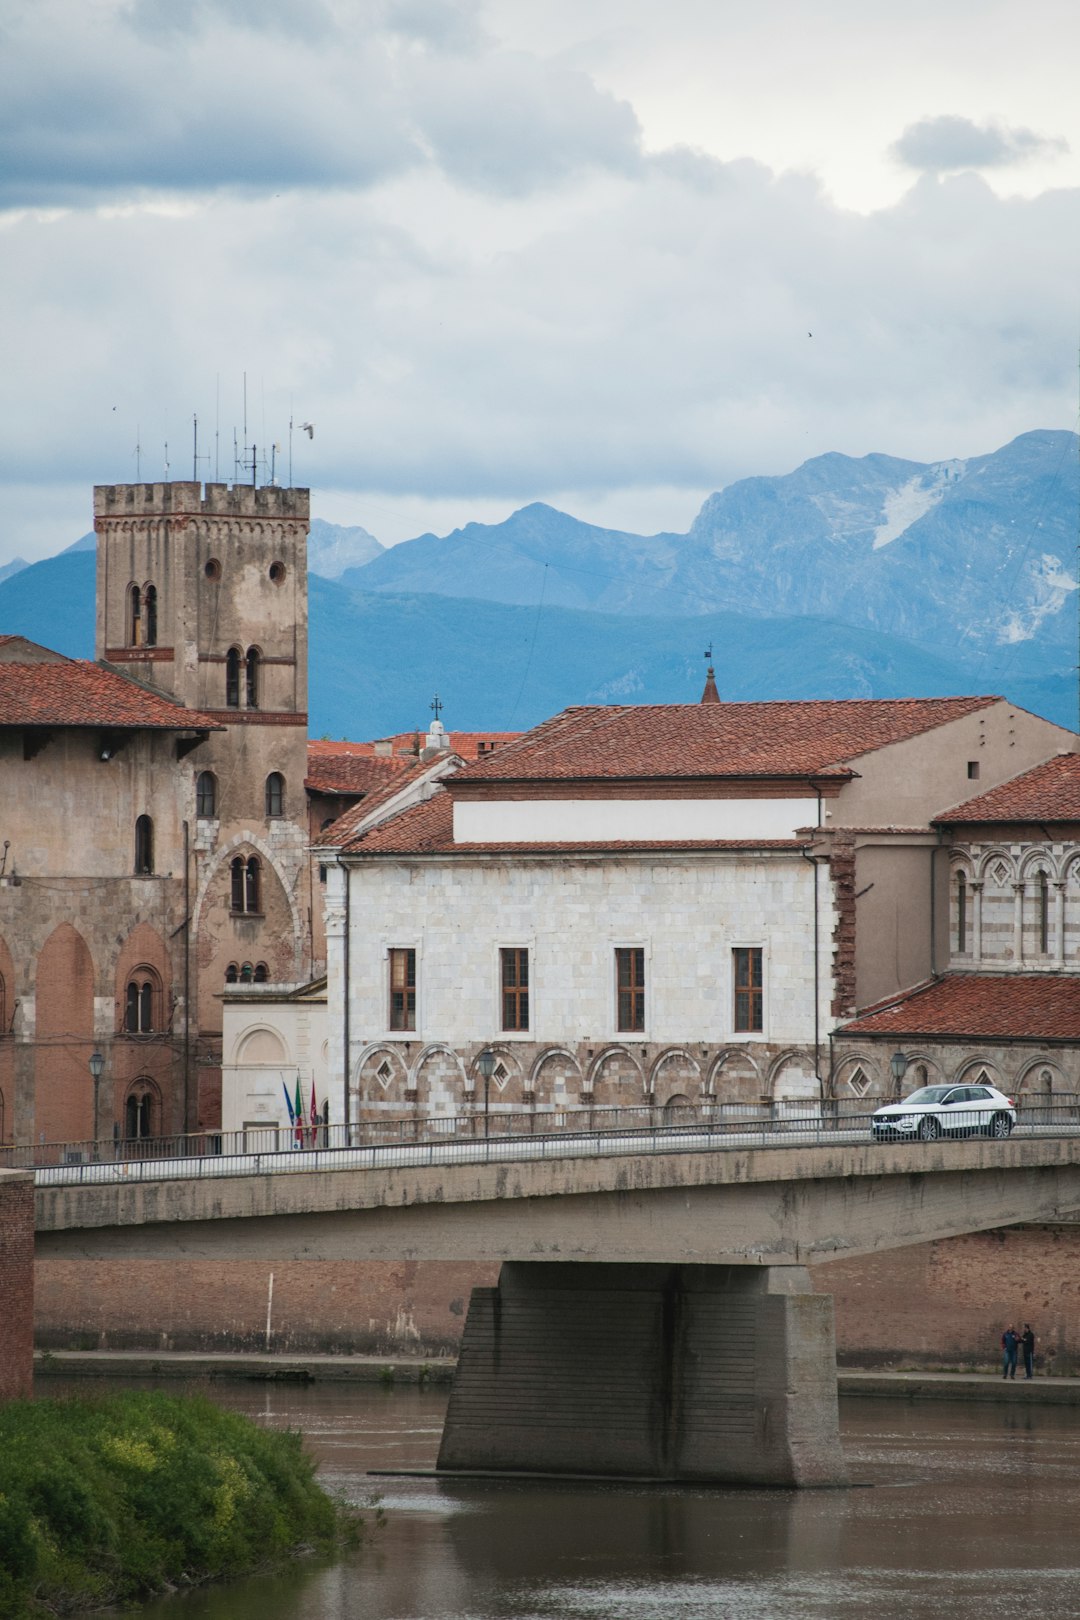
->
94, 481, 314, 1127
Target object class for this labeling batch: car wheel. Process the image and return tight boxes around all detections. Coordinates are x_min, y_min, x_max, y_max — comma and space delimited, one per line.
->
917, 1116, 940, 1141
990, 1113, 1013, 1140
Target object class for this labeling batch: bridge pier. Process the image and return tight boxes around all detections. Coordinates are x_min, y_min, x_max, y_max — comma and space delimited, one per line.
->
437, 1261, 847, 1487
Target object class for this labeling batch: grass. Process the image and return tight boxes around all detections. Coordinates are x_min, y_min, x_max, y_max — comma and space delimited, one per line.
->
0, 1390, 356, 1616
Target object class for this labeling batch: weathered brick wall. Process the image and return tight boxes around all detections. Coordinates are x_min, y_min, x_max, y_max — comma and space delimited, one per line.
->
819, 1223, 1080, 1373
32, 1226, 1080, 1371
0, 1173, 34, 1400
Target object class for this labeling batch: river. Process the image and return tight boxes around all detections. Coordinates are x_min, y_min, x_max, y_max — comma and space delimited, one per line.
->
45, 1378, 1080, 1618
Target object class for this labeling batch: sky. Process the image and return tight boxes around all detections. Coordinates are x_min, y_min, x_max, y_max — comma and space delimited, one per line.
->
2, 0, 1079, 563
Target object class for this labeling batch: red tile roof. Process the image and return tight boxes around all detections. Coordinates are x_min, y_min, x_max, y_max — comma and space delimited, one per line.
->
338, 791, 808, 857
451, 698, 1002, 784
307, 730, 519, 764
936, 753, 1080, 824
305, 749, 411, 796
840, 974, 1080, 1041
0, 656, 219, 730
318, 759, 442, 848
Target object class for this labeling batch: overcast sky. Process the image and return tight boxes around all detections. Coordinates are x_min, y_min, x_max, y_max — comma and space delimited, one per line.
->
2, 0, 1078, 562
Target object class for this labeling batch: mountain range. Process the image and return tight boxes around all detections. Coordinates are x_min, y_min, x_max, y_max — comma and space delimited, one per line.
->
2, 429, 1077, 738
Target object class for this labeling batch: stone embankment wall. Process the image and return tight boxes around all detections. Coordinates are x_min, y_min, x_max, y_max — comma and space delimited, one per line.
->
32, 1224, 1080, 1371
0, 1172, 34, 1399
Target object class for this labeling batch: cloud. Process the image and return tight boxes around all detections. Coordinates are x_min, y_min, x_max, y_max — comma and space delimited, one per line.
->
0, 0, 640, 208
891, 115, 1069, 173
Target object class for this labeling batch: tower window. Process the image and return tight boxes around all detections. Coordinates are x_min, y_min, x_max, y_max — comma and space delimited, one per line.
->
245, 647, 260, 708
265, 772, 285, 818
196, 771, 217, 818
254, 962, 269, 983
129, 584, 142, 647
134, 815, 154, 875
205, 558, 222, 582
226, 647, 241, 708
144, 584, 157, 647
231, 854, 261, 914
957, 871, 968, 953
269, 561, 286, 585
125, 1082, 157, 1141
225, 963, 239, 984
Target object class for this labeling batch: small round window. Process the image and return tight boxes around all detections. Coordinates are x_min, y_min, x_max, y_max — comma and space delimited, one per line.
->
205, 558, 222, 581
269, 561, 286, 585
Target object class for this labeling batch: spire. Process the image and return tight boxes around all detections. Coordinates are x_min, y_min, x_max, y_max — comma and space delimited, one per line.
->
701, 645, 719, 703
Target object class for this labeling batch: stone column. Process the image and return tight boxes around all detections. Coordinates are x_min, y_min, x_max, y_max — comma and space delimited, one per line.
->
438, 1261, 847, 1488
0, 1171, 34, 1403
971, 881, 983, 964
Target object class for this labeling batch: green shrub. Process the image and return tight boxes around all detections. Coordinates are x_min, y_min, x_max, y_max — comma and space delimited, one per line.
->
0, 1392, 350, 1616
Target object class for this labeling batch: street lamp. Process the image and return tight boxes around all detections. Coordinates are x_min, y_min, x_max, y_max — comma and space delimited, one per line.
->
889, 1049, 908, 1097
88, 1050, 104, 1159
478, 1047, 496, 1140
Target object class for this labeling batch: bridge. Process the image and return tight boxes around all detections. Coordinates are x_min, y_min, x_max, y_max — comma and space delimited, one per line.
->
15, 1112, 1080, 1490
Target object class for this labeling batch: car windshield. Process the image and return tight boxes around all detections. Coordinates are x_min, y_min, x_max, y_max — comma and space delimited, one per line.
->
899, 1086, 953, 1105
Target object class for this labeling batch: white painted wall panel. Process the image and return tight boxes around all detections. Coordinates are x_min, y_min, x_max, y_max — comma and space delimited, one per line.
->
453, 797, 818, 844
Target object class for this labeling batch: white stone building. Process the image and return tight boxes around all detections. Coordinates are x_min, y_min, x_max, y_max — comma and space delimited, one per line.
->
321, 692, 1075, 1129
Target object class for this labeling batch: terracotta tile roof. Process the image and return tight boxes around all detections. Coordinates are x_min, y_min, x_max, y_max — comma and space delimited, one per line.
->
307, 730, 519, 764
340, 791, 809, 857
0, 655, 219, 730
839, 973, 1080, 1041
936, 753, 1080, 824
318, 758, 442, 848
451, 698, 1002, 785
305, 749, 411, 796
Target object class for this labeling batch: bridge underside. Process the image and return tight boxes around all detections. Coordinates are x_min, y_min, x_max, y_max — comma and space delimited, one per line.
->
438, 1261, 847, 1488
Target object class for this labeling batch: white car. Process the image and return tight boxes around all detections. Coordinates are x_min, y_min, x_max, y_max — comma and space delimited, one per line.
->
872, 1083, 1017, 1142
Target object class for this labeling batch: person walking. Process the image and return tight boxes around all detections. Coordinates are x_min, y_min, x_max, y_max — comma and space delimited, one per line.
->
1021, 1323, 1036, 1380
1002, 1324, 1019, 1379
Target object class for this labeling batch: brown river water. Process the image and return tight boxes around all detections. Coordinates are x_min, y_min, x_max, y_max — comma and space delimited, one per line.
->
44, 1379, 1080, 1619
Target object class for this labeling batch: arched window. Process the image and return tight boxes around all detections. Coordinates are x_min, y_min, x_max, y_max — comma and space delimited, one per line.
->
144, 584, 157, 648
240, 962, 254, 983
134, 815, 154, 875
226, 647, 241, 708
124, 1082, 156, 1142
265, 772, 284, 818
196, 771, 217, 818
129, 583, 142, 646
254, 962, 268, 983
1038, 871, 1050, 954
230, 855, 261, 915
957, 872, 967, 953
225, 963, 239, 984
124, 972, 159, 1033
245, 646, 260, 709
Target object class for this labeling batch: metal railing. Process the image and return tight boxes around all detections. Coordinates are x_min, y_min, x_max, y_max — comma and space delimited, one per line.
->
13, 1093, 1080, 1189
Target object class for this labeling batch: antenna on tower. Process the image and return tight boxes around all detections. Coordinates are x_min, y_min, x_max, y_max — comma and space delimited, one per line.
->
214, 374, 220, 483
192, 413, 198, 481
164, 441, 170, 482
134, 425, 141, 482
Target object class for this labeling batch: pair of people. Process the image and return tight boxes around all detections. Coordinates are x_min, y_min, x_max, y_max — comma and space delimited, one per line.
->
1001, 1323, 1035, 1379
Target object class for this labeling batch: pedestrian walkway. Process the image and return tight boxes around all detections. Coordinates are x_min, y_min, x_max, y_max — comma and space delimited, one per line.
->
32, 1351, 1080, 1403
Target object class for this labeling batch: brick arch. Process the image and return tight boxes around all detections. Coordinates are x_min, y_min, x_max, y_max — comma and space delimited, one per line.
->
954, 1056, 1005, 1090
353, 1043, 410, 1114
585, 1045, 643, 1104
413, 1044, 467, 1114
35, 923, 95, 1143
1016, 1059, 1066, 1098
193, 833, 303, 1012
530, 1047, 582, 1105
707, 1046, 762, 1104
647, 1047, 702, 1105
767, 1049, 820, 1103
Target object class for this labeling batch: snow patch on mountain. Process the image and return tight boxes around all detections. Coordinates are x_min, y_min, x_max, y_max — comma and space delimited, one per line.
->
872, 461, 965, 549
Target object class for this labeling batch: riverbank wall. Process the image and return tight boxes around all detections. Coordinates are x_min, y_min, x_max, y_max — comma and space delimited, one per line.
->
32, 1222, 1080, 1375
1, 1170, 34, 1401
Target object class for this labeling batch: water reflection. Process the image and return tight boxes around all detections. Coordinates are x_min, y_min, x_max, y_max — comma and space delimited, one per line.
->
43, 1378, 1080, 1620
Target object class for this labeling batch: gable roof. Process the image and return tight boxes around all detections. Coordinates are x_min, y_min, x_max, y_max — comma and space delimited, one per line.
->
936, 752, 1080, 824
317, 757, 449, 850
839, 973, 1080, 1042
305, 748, 411, 797
450, 698, 1002, 785
0, 654, 219, 731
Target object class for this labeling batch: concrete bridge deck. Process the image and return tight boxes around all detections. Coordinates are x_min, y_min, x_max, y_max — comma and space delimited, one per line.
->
34, 1131, 1080, 1267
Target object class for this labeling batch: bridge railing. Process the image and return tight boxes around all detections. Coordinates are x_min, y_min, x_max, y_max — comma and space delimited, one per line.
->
12, 1092, 1080, 1186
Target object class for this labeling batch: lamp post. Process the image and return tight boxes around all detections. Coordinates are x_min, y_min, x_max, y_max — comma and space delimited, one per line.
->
88, 1050, 104, 1160
478, 1047, 496, 1140
889, 1049, 908, 1098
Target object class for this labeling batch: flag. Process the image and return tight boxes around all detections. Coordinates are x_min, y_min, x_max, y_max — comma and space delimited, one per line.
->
310, 1081, 319, 1147
294, 1078, 305, 1147
282, 1081, 297, 1149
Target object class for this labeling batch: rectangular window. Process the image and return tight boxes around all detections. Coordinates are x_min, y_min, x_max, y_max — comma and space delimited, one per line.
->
733, 947, 763, 1033
500, 948, 529, 1031
389, 948, 416, 1031
616, 947, 645, 1033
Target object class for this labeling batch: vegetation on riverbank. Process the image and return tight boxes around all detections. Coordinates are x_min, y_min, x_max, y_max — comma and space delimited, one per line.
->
0, 1390, 354, 1616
